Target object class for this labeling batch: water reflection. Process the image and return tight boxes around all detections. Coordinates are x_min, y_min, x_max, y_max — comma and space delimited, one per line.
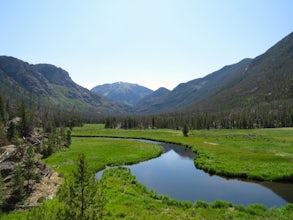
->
97, 139, 293, 207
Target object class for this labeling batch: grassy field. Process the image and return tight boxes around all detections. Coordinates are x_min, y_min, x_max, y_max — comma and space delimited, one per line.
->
1, 137, 163, 220
3, 167, 293, 220
93, 167, 293, 219
2, 124, 293, 219
72, 124, 293, 181
43, 137, 163, 176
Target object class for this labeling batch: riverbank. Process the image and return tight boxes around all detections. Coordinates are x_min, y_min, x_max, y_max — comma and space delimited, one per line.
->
43, 137, 163, 177
2, 125, 293, 219
72, 124, 293, 182
3, 167, 293, 219
96, 139, 291, 207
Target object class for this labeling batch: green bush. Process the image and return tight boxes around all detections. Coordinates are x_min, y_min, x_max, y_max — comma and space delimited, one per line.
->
246, 204, 267, 215
210, 200, 233, 209
194, 200, 209, 209
181, 201, 193, 209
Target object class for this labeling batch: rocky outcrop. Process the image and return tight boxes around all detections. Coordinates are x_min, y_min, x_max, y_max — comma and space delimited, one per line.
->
0, 142, 59, 209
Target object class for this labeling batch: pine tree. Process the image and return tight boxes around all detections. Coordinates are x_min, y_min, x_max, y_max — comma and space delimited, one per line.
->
7, 121, 16, 141
46, 132, 57, 157
11, 165, 25, 204
0, 174, 5, 209
58, 153, 99, 220
18, 102, 31, 137
23, 146, 37, 194
65, 130, 71, 148
0, 94, 6, 122
182, 124, 189, 137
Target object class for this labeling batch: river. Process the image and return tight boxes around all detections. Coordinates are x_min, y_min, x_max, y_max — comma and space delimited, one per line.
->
96, 139, 293, 207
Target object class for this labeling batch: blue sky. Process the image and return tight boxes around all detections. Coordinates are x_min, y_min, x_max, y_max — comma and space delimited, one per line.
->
1, 0, 292, 90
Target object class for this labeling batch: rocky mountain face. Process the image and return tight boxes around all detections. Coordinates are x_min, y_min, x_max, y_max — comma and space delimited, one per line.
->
34, 64, 74, 87
0, 56, 128, 116
0, 128, 62, 209
0, 56, 52, 96
91, 82, 153, 106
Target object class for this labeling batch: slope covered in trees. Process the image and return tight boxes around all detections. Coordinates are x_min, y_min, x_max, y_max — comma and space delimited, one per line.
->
0, 92, 76, 211
0, 56, 128, 118
132, 32, 293, 115
134, 58, 252, 114
191, 31, 293, 112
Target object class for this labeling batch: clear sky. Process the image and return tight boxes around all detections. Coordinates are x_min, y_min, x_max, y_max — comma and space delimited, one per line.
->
1, 0, 292, 91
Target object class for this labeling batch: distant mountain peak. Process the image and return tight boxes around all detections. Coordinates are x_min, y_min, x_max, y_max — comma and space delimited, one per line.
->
156, 87, 170, 92
91, 82, 153, 106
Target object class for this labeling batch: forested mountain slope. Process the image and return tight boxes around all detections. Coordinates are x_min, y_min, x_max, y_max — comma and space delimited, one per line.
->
134, 32, 293, 114
0, 56, 127, 116
135, 87, 170, 113
190, 31, 293, 112
134, 59, 252, 114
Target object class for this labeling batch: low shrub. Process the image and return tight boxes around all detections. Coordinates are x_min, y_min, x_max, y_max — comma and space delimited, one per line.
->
246, 204, 267, 215
194, 200, 209, 209
210, 200, 233, 209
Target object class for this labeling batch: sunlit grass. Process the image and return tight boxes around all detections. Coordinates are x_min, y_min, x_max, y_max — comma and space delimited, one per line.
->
43, 137, 163, 177
3, 125, 293, 219
72, 125, 293, 181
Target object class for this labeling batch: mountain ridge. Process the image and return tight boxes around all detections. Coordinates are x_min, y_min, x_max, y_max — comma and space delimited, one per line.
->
189, 31, 293, 112
1, 31, 292, 117
133, 32, 293, 114
91, 82, 153, 106
0, 56, 128, 116
133, 58, 252, 113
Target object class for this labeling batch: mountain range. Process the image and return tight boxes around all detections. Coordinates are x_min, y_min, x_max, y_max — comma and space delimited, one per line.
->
0, 56, 128, 116
133, 58, 252, 113
91, 82, 153, 106
0, 31, 292, 117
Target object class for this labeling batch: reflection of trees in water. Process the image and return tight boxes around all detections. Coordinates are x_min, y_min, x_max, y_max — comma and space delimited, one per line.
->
159, 143, 195, 158
158, 141, 293, 204
101, 138, 293, 205
261, 181, 293, 203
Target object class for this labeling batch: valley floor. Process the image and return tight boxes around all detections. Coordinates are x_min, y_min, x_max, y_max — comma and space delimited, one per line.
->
73, 125, 293, 181
2, 125, 293, 219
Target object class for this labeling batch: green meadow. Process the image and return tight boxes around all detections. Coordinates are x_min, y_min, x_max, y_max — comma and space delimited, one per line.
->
43, 137, 163, 177
72, 124, 293, 181
2, 124, 293, 219
3, 166, 293, 220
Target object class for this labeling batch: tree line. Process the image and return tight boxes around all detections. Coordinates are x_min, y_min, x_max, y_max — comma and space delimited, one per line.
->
104, 103, 293, 130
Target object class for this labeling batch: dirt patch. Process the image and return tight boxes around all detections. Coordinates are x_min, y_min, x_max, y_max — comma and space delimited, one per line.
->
25, 171, 62, 205
204, 141, 218, 146
275, 152, 291, 157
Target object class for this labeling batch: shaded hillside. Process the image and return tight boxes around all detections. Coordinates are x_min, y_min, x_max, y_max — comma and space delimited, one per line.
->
91, 82, 153, 106
0, 56, 127, 116
0, 56, 52, 95
134, 59, 252, 113
135, 87, 170, 113
134, 31, 293, 114
191, 31, 293, 112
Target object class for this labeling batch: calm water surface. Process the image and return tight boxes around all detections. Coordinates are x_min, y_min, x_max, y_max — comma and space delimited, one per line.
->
97, 140, 293, 207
